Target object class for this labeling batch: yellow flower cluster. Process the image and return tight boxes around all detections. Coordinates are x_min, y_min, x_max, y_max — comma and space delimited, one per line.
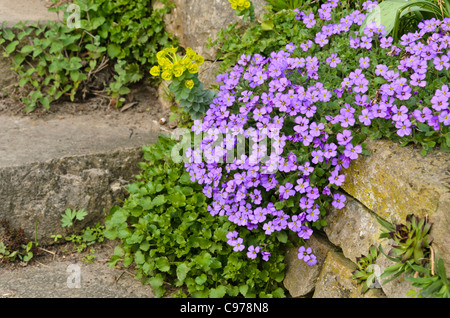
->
229, 0, 251, 11
150, 47, 204, 89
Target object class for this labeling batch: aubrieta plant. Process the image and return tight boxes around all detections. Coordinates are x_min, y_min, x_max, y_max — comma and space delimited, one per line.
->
178, 0, 450, 266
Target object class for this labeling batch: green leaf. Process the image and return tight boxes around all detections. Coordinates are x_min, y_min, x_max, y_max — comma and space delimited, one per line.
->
176, 263, 190, 283
209, 285, 227, 298
151, 195, 166, 207
149, 274, 164, 288
61, 209, 76, 227
134, 250, 145, 265
5, 41, 19, 54
75, 209, 88, 221
20, 45, 34, 54
156, 257, 170, 272
107, 43, 121, 58
195, 273, 207, 285
261, 20, 274, 31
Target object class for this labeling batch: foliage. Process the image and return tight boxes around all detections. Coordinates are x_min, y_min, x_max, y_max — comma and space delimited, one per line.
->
0, 0, 175, 112
266, 0, 326, 12
361, 0, 450, 42
375, 215, 449, 298
377, 214, 433, 283
352, 245, 381, 294
65, 223, 105, 254
0, 219, 37, 263
104, 135, 288, 298
211, 0, 359, 74
406, 252, 450, 298
180, 0, 449, 268
61, 208, 88, 228
150, 47, 216, 119
379, 214, 433, 265
229, 0, 257, 22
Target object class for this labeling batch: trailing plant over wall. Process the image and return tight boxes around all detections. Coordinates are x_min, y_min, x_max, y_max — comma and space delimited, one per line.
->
0, 0, 176, 112
164, 0, 450, 268
104, 135, 288, 298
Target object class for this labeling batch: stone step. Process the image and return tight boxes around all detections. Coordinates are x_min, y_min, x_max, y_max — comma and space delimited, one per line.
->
0, 0, 60, 27
0, 109, 167, 245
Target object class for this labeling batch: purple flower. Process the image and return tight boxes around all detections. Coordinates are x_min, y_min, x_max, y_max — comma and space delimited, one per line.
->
431, 95, 449, 111
323, 142, 338, 159
306, 207, 320, 222
391, 105, 409, 122
328, 168, 345, 186
247, 245, 260, 259
337, 129, 353, 145
297, 246, 312, 262
326, 53, 341, 68
433, 55, 450, 71
232, 237, 245, 252
395, 119, 412, 137
279, 182, 296, 200
410, 73, 426, 87
359, 108, 374, 126
344, 143, 362, 160
298, 226, 313, 240
413, 107, 433, 123
359, 56, 370, 69
299, 161, 314, 176
332, 193, 346, 209
438, 110, 450, 125
263, 221, 275, 235
311, 149, 324, 164
303, 12, 317, 28
295, 177, 309, 193
261, 251, 271, 261
306, 253, 317, 265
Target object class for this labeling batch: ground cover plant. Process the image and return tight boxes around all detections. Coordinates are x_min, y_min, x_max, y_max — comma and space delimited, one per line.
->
104, 135, 287, 298
168, 0, 450, 269
0, 0, 175, 112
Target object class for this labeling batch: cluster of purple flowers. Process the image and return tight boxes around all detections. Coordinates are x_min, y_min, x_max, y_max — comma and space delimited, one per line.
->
183, 0, 450, 265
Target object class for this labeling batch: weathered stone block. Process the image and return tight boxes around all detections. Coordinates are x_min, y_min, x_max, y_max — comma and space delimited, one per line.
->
154, 0, 268, 61
313, 250, 386, 298
0, 114, 161, 245
324, 194, 385, 264
283, 233, 336, 297
342, 139, 450, 269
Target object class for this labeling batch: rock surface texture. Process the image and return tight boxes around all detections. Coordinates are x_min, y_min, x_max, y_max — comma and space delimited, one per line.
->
0, 114, 162, 245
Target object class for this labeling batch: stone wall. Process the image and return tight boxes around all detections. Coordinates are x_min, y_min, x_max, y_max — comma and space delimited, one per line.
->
157, 0, 450, 298
284, 139, 449, 298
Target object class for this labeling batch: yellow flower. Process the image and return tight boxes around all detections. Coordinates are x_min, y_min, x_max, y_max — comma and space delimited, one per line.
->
150, 66, 161, 77
161, 70, 173, 81
180, 56, 192, 66
158, 57, 171, 68
194, 54, 204, 65
173, 64, 185, 77
188, 63, 199, 74
185, 79, 194, 89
